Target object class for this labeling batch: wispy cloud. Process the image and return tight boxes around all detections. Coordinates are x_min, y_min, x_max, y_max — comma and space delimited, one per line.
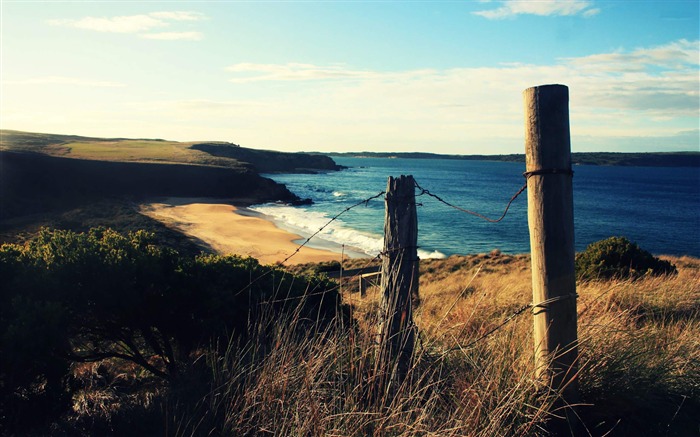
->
141, 31, 203, 41
213, 39, 699, 151
225, 63, 382, 83
474, 0, 600, 19
3, 76, 125, 87
48, 15, 163, 33
148, 11, 206, 21
48, 11, 205, 39
225, 40, 698, 118
565, 39, 699, 71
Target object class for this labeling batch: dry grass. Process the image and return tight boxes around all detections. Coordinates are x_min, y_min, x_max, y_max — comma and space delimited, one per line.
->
66, 253, 699, 436
320, 253, 699, 435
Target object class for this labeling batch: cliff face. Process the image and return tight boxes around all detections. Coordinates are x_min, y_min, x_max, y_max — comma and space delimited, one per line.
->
0, 151, 300, 219
191, 143, 342, 173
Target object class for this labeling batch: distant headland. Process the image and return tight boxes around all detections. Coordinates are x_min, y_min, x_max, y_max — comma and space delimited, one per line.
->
324, 151, 700, 167
0, 129, 342, 221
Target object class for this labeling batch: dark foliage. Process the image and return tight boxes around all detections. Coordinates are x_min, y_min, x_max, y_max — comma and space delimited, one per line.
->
191, 143, 342, 173
575, 236, 677, 281
0, 227, 343, 434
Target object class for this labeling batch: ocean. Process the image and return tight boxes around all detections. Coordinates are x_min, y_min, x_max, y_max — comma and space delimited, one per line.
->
252, 157, 700, 258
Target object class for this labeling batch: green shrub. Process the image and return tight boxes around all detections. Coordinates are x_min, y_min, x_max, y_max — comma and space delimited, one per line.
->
0, 227, 345, 433
575, 236, 677, 281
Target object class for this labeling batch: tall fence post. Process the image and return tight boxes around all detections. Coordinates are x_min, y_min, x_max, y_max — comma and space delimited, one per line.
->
377, 175, 419, 384
523, 85, 579, 408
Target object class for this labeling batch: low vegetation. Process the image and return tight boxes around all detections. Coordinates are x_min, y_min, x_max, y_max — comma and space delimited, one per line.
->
0, 228, 343, 434
575, 236, 677, 281
1, 231, 698, 436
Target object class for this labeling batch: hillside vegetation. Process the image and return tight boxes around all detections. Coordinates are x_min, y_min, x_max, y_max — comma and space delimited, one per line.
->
0, 151, 300, 219
2, 229, 697, 436
0, 129, 340, 173
0, 130, 343, 220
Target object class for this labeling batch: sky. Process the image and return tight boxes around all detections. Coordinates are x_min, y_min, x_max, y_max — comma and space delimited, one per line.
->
1, 1, 698, 154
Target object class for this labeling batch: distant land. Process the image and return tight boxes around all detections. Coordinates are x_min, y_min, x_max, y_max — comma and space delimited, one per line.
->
0, 129, 341, 174
0, 130, 342, 221
2, 129, 698, 222
325, 151, 700, 167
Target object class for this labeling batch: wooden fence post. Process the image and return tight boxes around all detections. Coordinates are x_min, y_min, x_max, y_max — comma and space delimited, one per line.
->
377, 175, 419, 383
523, 85, 579, 406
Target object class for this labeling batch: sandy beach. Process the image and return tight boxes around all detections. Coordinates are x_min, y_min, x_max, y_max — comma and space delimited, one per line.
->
140, 199, 344, 265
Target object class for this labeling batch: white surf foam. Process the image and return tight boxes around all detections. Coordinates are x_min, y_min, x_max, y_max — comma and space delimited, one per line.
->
250, 204, 447, 259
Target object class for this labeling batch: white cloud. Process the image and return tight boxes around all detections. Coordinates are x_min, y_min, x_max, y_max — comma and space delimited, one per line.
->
148, 11, 206, 21
225, 39, 699, 120
141, 31, 203, 41
48, 15, 165, 33
566, 39, 699, 71
3, 76, 125, 87
47, 11, 205, 39
213, 39, 699, 151
474, 0, 599, 19
225, 63, 381, 83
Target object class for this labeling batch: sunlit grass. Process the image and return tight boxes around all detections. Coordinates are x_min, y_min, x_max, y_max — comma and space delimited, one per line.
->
160, 253, 697, 436
0, 129, 247, 168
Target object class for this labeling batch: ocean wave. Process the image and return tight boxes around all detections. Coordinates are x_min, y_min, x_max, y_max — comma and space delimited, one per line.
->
420, 250, 447, 259
250, 204, 447, 259
250, 204, 383, 255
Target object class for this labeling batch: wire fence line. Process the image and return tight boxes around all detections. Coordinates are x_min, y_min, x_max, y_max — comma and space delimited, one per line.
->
240, 175, 536, 350
414, 179, 528, 223
279, 176, 531, 266
279, 190, 386, 266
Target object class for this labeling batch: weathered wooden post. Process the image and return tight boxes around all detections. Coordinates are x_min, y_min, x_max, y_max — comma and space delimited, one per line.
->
377, 175, 419, 383
523, 85, 579, 407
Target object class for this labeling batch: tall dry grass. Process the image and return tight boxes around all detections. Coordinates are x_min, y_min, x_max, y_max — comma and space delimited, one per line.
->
72, 253, 698, 436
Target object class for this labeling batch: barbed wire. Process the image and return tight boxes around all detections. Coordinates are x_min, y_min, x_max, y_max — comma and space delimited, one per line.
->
232, 170, 584, 358
414, 179, 528, 223
444, 302, 531, 355
441, 293, 579, 356
235, 173, 537, 351
277, 173, 530, 266
233, 191, 386, 297
279, 191, 386, 265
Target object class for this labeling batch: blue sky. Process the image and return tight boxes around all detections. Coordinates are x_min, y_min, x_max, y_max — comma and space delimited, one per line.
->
2, 1, 698, 154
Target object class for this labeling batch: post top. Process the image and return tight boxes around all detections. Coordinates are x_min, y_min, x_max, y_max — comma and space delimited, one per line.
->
523, 84, 568, 94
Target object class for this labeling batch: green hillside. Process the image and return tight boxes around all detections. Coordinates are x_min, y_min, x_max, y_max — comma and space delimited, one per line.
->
0, 130, 340, 173
0, 130, 344, 220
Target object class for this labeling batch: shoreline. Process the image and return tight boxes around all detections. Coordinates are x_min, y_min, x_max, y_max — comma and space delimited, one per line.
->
139, 198, 366, 265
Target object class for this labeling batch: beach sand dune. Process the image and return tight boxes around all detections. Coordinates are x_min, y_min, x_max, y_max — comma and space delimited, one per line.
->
141, 199, 342, 265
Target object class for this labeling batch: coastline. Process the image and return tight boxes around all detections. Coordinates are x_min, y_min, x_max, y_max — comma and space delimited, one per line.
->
139, 198, 360, 265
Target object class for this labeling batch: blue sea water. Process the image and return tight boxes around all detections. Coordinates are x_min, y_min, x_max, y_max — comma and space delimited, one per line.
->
253, 157, 700, 258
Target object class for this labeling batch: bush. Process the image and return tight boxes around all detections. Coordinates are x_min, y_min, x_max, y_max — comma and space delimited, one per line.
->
575, 236, 677, 281
0, 227, 345, 434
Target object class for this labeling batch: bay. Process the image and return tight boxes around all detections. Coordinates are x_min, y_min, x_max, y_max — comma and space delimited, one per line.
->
253, 157, 700, 258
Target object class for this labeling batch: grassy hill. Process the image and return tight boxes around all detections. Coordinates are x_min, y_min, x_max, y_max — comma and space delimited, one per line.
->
0, 129, 341, 173
0, 130, 344, 220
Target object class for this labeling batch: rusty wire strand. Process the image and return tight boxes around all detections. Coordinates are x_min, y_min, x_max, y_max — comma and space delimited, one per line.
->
236, 174, 538, 351
234, 191, 386, 297
442, 293, 579, 355
279, 190, 386, 265
414, 179, 528, 223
